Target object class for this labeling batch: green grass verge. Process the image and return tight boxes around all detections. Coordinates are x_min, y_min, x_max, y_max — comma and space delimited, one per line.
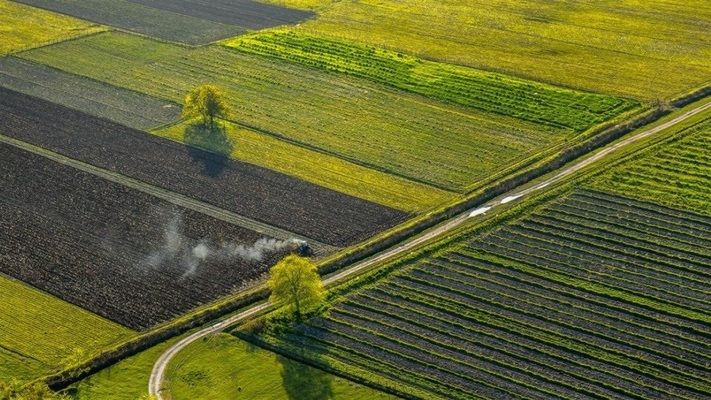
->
239, 99, 711, 399
0, 275, 135, 384
20, 31, 573, 192
164, 333, 396, 400
68, 336, 181, 399
153, 119, 454, 212
225, 30, 637, 132
0, 0, 104, 55
280, 0, 711, 100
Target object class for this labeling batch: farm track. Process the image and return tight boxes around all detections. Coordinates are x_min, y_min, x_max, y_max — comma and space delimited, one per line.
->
0, 87, 406, 248
149, 100, 711, 399
0, 143, 290, 330
0, 133, 333, 252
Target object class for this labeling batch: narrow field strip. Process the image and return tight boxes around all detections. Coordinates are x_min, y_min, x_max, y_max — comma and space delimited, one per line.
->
154, 119, 455, 212
225, 30, 637, 132
0, 87, 405, 247
0, 0, 104, 55
0, 133, 330, 250
0, 57, 180, 130
592, 119, 711, 215
262, 181, 711, 398
20, 31, 573, 192
11, 0, 246, 44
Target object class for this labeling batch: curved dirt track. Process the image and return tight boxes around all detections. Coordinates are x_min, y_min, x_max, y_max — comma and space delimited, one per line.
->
149, 100, 711, 399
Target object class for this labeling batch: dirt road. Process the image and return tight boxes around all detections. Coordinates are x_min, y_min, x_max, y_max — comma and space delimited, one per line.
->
148, 100, 710, 399
0, 133, 334, 253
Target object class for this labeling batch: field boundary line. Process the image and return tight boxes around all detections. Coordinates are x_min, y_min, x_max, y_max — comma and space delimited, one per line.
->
0, 133, 334, 251
147, 93, 711, 400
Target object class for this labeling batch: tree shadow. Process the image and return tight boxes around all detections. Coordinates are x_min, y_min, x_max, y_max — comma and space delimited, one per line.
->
277, 348, 334, 400
183, 122, 234, 177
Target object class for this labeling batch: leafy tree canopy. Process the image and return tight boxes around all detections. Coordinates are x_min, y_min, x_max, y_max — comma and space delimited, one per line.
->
268, 255, 324, 320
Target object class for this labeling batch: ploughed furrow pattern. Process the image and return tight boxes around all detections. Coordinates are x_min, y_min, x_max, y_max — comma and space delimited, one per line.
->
0, 143, 285, 330
0, 87, 408, 247
265, 190, 711, 399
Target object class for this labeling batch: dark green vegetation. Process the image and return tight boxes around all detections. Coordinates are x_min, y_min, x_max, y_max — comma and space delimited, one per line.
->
12, 0, 312, 44
0, 57, 179, 130
20, 31, 583, 192
227, 30, 637, 131
255, 190, 711, 399
247, 111, 711, 399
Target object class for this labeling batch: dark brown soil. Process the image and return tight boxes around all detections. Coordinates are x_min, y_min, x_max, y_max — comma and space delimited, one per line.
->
0, 143, 283, 330
0, 87, 409, 248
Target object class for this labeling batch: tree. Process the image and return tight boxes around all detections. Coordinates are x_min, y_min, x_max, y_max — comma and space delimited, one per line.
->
268, 255, 324, 320
182, 84, 229, 127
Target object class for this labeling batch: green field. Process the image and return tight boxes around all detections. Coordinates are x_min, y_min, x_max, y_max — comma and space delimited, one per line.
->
69, 336, 180, 400
0, 0, 104, 55
239, 106, 711, 399
592, 115, 711, 214
165, 333, 395, 400
68, 331, 394, 400
154, 120, 454, 212
226, 30, 637, 132
270, 0, 711, 99
22, 31, 583, 192
0, 275, 135, 383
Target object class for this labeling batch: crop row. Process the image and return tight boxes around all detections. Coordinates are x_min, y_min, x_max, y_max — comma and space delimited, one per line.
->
347, 291, 679, 399
427, 258, 709, 361
393, 272, 707, 386
373, 283, 705, 399
467, 238, 710, 330
591, 119, 711, 216
443, 253, 707, 349
546, 199, 710, 251
573, 190, 711, 234
516, 216, 706, 294
535, 204, 711, 261
488, 222, 711, 301
278, 272, 706, 399
20, 31, 570, 191
473, 230, 707, 315
226, 30, 638, 132
513, 216, 709, 275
